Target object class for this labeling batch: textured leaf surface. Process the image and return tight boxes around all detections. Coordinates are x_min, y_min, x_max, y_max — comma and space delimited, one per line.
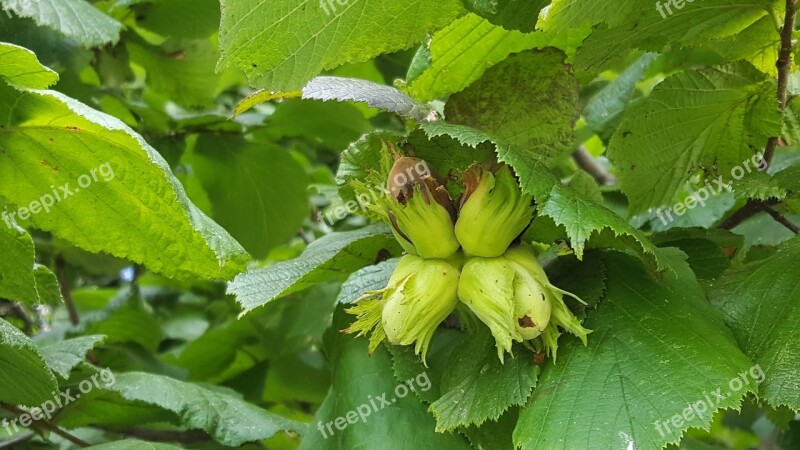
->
38, 335, 105, 379
514, 251, 757, 449
228, 224, 400, 315
96, 372, 305, 446
0, 41, 58, 88
446, 49, 579, 163
543, 0, 773, 72
0, 317, 58, 406
709, 237, 800, 411
302, 76, 433, 121
0, 224, 62, 305
406, 13, 587, 102
608, 62, 780, 213
2, 0, 122, 47
430, 328, 537, 431
0, 79, 249, 280
337, 258, 398, 304
218, 0, 464, 91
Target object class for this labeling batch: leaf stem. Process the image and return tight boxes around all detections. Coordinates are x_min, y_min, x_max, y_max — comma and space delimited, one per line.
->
573, 146, 617, 185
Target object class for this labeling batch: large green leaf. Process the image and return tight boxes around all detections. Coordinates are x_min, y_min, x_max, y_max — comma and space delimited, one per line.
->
445, 48, 579, 163
0, 52, 248, 280
0, 317, 58, 406
607, 62, 781, 213
65, 372, 305, 446
513, 251, 756, 449
298, 310, 471, 450
0, 224, 62, 305
228, 224, 400, 316
38, 335, 105, 379
1, 0, 122, 47
406, 13, 588, 102
430, 328, 537, 431
708, 236, 800, 411
184, 135, 310, 259
217, 0, 465, 91
542, 0, 774, 72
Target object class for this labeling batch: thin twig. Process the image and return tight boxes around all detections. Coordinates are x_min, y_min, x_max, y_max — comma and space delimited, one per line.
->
54, 256, 79, 326
763, 0, 797, 166
573, 146, 617, 185
760, 204, 800, 233
0, 404, 90, 448
721, 1, 797, 228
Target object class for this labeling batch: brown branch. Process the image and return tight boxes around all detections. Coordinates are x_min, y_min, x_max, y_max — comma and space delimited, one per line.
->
760, 204, 800, 233
54, 256, 79, 326
573, 146, 617, 185
721, 1, 797, 228
0, 404, 90, 448
764, 0, 797, 166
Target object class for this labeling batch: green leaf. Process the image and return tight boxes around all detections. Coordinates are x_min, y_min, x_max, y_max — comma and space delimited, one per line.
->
543, 0, 774, 72
299, 310, 471, 450
337, 258, 399, 304
87, 440, 183, 450
268, 99, 372, 151
419, 123, 668, 272
463, 0, 548, 32
708, 236, 800, 411
127, 39, 222, 108
92, 372, 305, 446
608, 62, 781, 213
0, 41, 58, 88
406, 13, 588, 101
0, 224, 62, 306
445, 49, 579, 163
430, 327, 537, 431
38, 335, 105, 379
184, 135, 310, 259
0, 79, 248, 281
228, 224, 400, 316
2, 0, 122, 47
583, 53, 657, 142
88, 305, 163, 352
217, 0, 465, 91
0, 317, 58, 406
136, 0, 221, 40
513, 250, 758, 449
302, 76, 433, 121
